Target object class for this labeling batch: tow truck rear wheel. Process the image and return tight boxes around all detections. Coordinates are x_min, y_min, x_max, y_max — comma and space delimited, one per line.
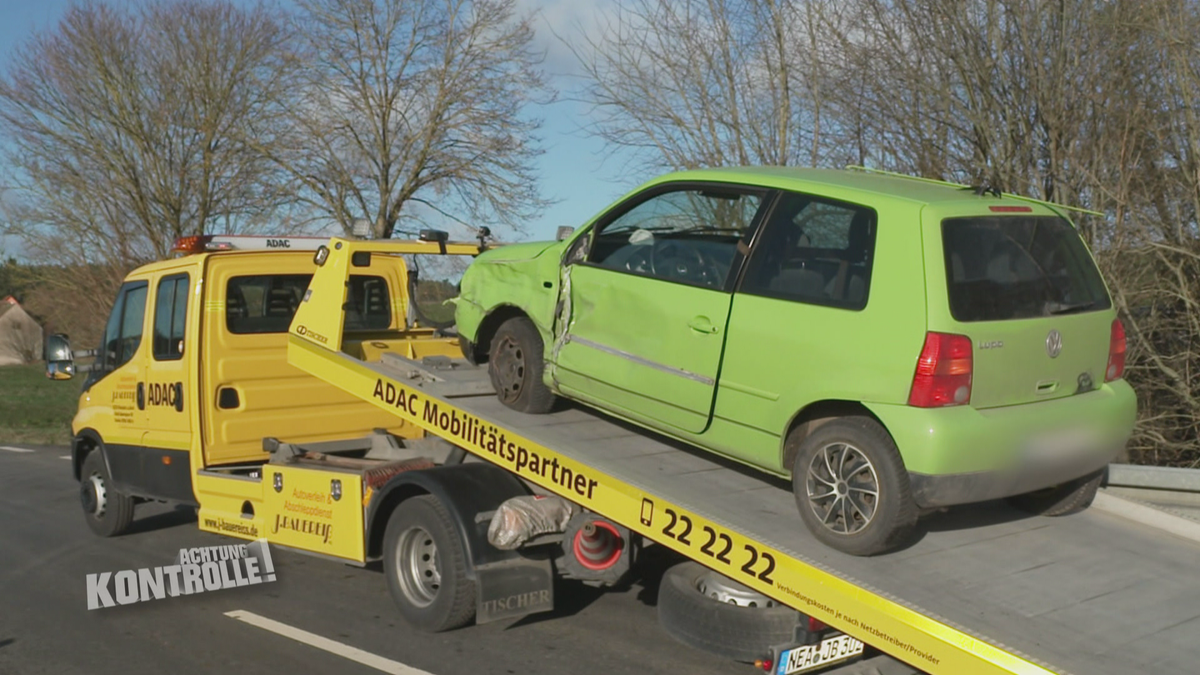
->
383, 495, 475, 632
658, 561, 802, 663
80, 449, 134, 537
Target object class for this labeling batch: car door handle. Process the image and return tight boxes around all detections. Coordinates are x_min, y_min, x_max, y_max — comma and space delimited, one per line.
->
136, 382, 145, 410
688, 316, 719, 334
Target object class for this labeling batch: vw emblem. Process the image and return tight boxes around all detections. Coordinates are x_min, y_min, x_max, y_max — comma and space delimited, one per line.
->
1046, 329, 1063, 358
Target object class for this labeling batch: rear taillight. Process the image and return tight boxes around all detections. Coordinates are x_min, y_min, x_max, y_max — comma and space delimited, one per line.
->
807, 616, 827, 632
908, 332, 973, 408
1106, 319, 1126, 382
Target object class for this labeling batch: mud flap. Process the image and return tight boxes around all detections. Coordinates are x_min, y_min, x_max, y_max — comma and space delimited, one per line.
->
474, 551, 555, 624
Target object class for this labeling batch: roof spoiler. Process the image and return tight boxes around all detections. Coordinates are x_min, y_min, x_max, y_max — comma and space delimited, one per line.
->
844, 166, 1104, 217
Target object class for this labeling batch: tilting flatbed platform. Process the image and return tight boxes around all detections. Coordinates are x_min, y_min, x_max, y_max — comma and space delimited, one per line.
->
289, 338, 1200, 675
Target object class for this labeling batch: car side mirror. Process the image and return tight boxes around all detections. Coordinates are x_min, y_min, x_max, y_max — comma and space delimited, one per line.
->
44, 333, 75, 380
556, 226, 575, 241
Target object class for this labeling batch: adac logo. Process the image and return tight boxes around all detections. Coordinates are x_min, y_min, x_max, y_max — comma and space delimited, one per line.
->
266, 239, 291, 249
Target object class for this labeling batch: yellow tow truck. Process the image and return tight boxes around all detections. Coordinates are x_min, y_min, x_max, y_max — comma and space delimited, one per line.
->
46, 232, 579, 630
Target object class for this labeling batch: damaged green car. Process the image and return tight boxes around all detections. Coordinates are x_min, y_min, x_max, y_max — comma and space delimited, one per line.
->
454, 167, 1136, 556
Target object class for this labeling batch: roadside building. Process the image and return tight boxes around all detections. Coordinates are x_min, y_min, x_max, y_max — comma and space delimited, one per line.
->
0, 295, 43, 366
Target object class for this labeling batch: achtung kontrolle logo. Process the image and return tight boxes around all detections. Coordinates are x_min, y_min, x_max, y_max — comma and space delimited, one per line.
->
86, 539, 276, 610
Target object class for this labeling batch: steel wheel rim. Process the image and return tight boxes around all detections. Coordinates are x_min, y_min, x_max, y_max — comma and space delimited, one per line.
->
83, 471, 108, 518
695, 570, 778, 608
805, 442, 880, 535
395, 525, 441, 607
493, 335, 526, 403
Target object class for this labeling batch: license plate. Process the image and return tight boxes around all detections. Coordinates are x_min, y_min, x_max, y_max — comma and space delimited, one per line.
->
776, 634, 865, 675
1024, 426, 1098, 461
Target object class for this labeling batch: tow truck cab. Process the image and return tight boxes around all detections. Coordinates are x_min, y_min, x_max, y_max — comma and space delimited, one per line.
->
47, 234, 466, 552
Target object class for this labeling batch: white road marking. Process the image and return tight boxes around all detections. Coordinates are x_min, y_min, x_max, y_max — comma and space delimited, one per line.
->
60, 455, 71, 460
225, 610, 435, 675
0, 446, 34, 453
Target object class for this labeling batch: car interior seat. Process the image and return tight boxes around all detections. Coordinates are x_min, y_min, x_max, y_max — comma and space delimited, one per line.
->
265, 286, 298, 318
826, 212, 872, 303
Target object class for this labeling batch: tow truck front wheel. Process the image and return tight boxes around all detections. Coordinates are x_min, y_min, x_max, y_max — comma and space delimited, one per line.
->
80, 450, 134, 537
383, 496, 475, 632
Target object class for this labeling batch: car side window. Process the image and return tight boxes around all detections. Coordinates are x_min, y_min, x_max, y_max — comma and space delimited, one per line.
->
100, 281, 148, 371
586, 187, 764, 289
153, 274, 189, 361
741, 192, 877, 310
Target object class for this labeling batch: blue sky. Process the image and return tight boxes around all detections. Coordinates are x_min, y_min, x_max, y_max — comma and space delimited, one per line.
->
0, 0, 643, 256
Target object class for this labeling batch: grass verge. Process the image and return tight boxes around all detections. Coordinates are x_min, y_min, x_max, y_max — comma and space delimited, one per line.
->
0, 363, 77, 446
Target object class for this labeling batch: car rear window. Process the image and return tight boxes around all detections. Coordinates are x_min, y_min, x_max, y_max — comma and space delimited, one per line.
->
941, 215, 1111, 322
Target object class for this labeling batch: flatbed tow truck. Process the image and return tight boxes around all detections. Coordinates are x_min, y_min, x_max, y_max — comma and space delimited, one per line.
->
278, 237, 1200, 675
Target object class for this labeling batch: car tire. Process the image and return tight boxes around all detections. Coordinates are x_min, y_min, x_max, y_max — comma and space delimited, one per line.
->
790, 417, 917, 556
487, 316, 556, 414
80, 449, 135, 537
383, 495, 476, 632
1006, 469, 1104, 517
658, 561, 802, 663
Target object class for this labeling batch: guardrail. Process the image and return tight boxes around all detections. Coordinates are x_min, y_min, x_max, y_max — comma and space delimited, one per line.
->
1106, 463, 1200, 493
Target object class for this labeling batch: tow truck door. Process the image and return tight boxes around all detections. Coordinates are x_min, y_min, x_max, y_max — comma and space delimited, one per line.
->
137, 267, 197, 503
78, 276, 149, 496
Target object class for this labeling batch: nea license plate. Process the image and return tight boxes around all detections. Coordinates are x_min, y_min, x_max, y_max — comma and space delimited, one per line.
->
777, 634, 865, 675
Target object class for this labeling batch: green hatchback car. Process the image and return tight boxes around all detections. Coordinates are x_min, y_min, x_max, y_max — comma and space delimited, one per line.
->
455, 167, 1137, 555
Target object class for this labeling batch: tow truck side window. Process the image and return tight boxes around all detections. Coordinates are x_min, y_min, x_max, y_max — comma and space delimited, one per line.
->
226, 274, 391, 334
153, 274, 190, 360
99, 281, 148, 372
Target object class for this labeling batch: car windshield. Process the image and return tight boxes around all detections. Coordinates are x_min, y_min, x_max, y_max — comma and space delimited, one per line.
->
941, 215, 1111, 322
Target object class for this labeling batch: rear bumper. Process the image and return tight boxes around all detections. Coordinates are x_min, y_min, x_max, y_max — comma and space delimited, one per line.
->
908, 445, 1118, 508
868, 380, 1137, 508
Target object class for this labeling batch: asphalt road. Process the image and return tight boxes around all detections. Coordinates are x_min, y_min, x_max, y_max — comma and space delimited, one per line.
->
0, 444, 921, 675
0, 443, 752, 675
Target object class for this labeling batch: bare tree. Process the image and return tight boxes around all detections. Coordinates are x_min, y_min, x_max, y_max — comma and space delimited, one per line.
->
264, 0, 553, 240
0, 1, 298, 344
573, 0, 840, 173
0, 2, 297, 262
574, 0, 1200, 465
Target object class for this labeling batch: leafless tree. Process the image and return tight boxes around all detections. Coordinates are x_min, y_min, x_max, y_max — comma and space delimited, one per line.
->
0, 2, 297, 261
263, 0, 553, 240
0, 1, 298, 342
573, 0, 842, 173
576, 0, 1200, 465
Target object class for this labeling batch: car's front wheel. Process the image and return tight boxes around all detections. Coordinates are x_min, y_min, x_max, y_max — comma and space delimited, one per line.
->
790, 417, 917, 556
487, 316, 556, 414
